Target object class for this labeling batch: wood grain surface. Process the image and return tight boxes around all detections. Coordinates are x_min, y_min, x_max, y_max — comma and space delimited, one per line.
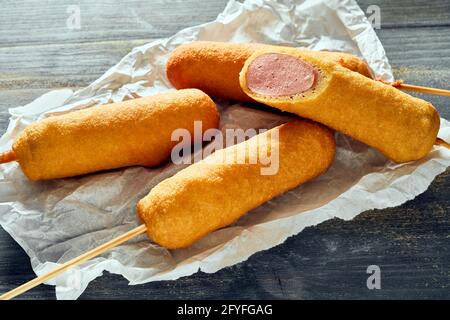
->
0, 0, 449, 299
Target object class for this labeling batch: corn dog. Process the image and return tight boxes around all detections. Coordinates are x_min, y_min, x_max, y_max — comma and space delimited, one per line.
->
166, 41, 373, 101
239, 48, 440, 163
137, 120, 335, 249
3, 89, 219, 181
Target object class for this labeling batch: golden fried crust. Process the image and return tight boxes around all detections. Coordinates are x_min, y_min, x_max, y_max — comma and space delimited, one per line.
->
13, 89, 219, 181
166, 41, 373, 101
137, 120, 336, 249
317, 51, 373, 78
239, 48, 440, 163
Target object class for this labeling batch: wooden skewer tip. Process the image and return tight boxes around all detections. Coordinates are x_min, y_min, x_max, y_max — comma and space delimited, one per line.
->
436, 138, 450, 149
0, 150, 17, 164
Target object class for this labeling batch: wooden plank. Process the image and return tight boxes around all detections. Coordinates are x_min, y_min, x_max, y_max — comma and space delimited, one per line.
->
0, 0, 449, 49
0, 0, 228, 47
0, 39, 148, 90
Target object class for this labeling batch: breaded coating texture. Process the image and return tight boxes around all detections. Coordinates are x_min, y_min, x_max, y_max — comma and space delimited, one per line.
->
239, 48, 440, 163
137, 120, 336, 249
13, 89, 219, 180
166, 41, 373, 101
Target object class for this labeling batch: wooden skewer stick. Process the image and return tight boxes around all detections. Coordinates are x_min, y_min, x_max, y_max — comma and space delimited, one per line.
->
397, 83, 450, 97
383, 80, 450, 97
0, 224, 147, 300
0, 150, 16, 164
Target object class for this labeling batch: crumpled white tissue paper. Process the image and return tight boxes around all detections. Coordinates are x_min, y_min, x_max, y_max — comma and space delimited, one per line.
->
0, 0, 449, 300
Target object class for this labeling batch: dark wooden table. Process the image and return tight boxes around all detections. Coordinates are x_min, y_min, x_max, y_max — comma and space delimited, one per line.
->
0, 0, 449, 299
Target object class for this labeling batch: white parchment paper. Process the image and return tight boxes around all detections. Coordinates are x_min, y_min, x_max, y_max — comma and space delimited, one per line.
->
1, 0, 449, 300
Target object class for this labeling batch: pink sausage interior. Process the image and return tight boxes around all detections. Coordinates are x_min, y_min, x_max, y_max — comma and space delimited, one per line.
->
245, 53, 317, 97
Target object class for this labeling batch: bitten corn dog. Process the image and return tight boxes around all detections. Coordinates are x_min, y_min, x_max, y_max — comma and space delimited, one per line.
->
137, 120, 335, 249
239, 48, 440, 163
1, 89, 219, 181
166, 41, 373, 101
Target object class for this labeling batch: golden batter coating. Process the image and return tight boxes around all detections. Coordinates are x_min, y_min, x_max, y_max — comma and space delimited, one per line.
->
239, 48, 440, 163
166, 41, 373, 101
137, 120, 336, 249
13, 89, 219, 181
